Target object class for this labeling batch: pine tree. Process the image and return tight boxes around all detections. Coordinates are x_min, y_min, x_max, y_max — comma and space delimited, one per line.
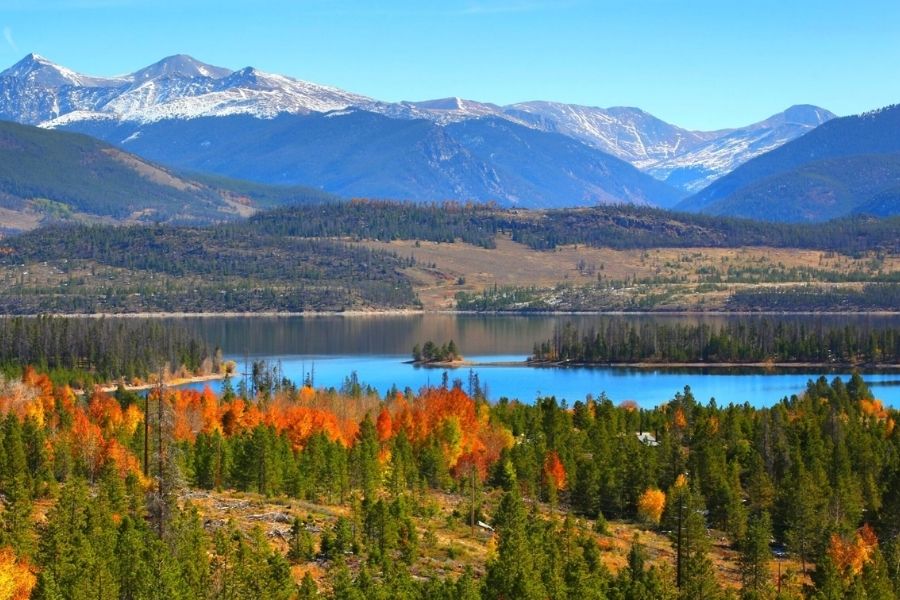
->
740, 511, 774, 600
0, 475, 33, 557
330, 557, 365, 600
31, 570, 65, 600
484, 492, 546, 600
21, 416, 51, 496
454, 567, 482, 600
114, 516, 155, 600
288, 517, 315, 563
298, 572, 319, 599
36, 479, 98, 597
665, 477, 722, 599
0, 415, 29, 492
783, 466, 828, 574
166, 504, 211, 598
351, 415, 381, 498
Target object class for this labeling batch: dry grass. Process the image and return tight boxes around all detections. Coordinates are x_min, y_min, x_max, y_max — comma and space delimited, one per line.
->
22, 485, 807, 594
361, 236, 899, 310
104, 148, 203, 192
172, 487, 807, 593
0, 206, 42, 232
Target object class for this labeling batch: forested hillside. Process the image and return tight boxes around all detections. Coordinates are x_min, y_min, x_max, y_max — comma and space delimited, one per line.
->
1, 201, 897, 313
250, 200, 900, 253
531, 319, 900, 364
0, 316, 219, 386
0, 224, 417, 313
679, 104, 900, 222
0, 357, 897, 598
697, 154, 900, 223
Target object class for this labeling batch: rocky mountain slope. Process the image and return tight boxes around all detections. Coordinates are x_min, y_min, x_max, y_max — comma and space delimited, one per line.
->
677, 104, 900, 222
0, 53, 835, 206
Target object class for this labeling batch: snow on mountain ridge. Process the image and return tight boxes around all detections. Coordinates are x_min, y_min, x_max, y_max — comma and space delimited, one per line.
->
130, 54, 233, 82
1, 53, 375, 125
500, 101, 714, 169
0, 53, 836, 190
3, 53, 126, 88
645, 105, 837, 191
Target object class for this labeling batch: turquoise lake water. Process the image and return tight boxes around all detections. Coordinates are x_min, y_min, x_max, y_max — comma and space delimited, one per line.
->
175, 314, 900, 408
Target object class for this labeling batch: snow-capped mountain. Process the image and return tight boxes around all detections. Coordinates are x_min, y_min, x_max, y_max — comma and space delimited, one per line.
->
676, 104, 900, 221
0, 53, 835, 198
500, 102, 717, 168
370, 100, 723, 174
645, 105, 836, 192
366, 100, 835, 192
371, 97, 507, 124
0, 53, 374, 126
0, 53, 127, 124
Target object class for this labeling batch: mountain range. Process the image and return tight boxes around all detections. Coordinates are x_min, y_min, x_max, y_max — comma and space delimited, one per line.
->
0, 53, 838, 209
677, 104, 900, 221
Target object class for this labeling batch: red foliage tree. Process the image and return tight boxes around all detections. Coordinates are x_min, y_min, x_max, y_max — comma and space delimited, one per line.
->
543, 450, 567, 491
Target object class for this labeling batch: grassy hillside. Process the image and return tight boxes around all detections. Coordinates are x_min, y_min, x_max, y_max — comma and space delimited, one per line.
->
0, 120, 335, 233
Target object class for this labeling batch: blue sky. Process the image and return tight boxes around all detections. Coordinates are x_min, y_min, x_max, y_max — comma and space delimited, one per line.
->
2, 0, 899, 130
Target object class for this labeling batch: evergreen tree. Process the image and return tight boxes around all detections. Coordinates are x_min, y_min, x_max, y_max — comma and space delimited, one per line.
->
741, 511, 774, 600
288, 517, 315, 563
298, 572, 319, 599
665, 478, 722, 599
113, 516, 156, 600
166, 504, 211, 598
0, 475, 33, 557
351, 415, 381, 498
783, 466, 828, 575
484, 492, 546, 600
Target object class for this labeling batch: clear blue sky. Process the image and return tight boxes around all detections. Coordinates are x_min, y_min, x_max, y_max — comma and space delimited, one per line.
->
2, 0, 899, 130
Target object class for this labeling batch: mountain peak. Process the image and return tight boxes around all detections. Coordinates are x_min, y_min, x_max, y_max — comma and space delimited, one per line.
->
409, 97, 466, 110
218, 66, 276, 89
780, 104, 835, 126
23, 52, 51, 65
756, 104, 835, 129
130, 54, 232, 82
1, 52, 109, 88
4, 52, 59, 75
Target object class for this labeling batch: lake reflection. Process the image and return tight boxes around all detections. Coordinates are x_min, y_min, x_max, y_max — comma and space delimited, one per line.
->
172, 314, 900, 408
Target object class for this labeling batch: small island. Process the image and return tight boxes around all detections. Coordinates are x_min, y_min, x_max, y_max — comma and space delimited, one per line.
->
411, 339, 463, 366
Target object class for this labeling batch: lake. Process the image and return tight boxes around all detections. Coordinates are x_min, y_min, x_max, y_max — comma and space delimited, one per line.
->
176, 314, 900, 408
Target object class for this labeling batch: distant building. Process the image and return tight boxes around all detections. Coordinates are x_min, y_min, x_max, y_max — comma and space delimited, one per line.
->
636, 431, 659, 447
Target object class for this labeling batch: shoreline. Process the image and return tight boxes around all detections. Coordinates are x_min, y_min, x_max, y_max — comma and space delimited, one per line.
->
73, 372, 227, 395
413, 358, 900, 372
526, 360, 900, 370
407, 358, 468, 368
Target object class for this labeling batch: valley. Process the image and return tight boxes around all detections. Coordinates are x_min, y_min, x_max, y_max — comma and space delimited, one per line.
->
0, 7, 899, 597
1, 201, 895, 315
